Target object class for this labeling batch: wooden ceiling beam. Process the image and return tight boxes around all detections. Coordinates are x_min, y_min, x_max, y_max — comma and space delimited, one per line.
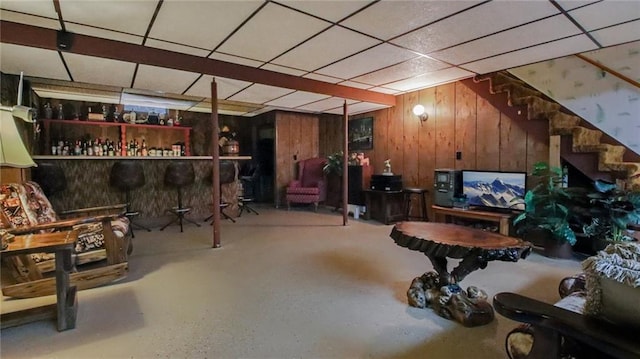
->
0, 21, 396, 106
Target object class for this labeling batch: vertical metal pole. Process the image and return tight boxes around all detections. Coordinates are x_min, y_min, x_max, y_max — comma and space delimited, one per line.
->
211, 79, 221, 248
343, 101, 348, 226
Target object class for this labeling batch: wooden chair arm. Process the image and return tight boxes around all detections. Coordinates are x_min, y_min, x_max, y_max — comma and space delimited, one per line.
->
493, 292, 640, 359
58, 204, 127, 217
6, 214, 123, 235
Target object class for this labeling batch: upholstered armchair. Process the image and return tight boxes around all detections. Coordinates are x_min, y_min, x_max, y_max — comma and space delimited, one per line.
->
286, 157, 327, 211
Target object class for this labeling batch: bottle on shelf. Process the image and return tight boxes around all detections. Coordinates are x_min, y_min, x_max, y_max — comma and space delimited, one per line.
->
57, 103, 64, 120
141, 139, 148, 157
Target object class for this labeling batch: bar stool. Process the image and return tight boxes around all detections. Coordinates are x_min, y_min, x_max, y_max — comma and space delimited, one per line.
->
238, 161, 259, 216
110, 160, 152, 238
403, 187, 429, 221
204, 160, 237, 223
160, 161, 201, 232
31, 162, 67, 197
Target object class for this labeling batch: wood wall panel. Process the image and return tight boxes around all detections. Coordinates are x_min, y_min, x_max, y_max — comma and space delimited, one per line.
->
403, 92, 420, 186
418, 88, 436, 191
476, 96, 501, 170
388, 97, 404, 176
370, 108, 388, 173
454, 82, 477, 170
499, 113, 527, 171
434, 84, 455, 169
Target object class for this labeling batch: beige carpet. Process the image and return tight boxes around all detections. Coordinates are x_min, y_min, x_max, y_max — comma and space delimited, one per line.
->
1, 206, 581, 358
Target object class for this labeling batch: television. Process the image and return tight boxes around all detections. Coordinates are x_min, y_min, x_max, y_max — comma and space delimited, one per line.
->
462, 170, 526, 211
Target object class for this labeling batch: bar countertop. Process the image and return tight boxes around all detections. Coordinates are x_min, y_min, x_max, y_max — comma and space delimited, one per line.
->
32, 155, 252, 160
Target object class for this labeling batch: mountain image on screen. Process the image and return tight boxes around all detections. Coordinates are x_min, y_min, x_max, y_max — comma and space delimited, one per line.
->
463, 175, 525, 211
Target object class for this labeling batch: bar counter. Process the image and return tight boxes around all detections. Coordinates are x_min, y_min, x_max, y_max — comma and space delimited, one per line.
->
31, 156, 251, 227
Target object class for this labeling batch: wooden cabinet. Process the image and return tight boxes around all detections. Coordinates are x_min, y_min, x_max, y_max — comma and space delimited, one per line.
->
41, 119, 191, 156
348, 165, 373, 205
363, 189, 405, 225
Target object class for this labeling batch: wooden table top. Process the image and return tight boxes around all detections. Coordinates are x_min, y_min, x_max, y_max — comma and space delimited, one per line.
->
391, 222, 531, 261
1, 230, 78, 256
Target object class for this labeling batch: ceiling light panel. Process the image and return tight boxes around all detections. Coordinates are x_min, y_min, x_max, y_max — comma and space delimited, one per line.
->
271, 26, 381, 71
315, 43, 418, 79
296, 97, 358, 112
266, 91, 330, 108
430, 15, 581, 65
590, 20, 640, 47
63, 53, 135, 88
279, 1, 371, 22
148, 1, 262, 50
384, 67, 474, 92
59, 0, 158, 37
341, 1, 482, 41
463, 35, 597, 74
0, 9, 59, 29
351, 56, 450, 86
217, 2, 330, 62
185, 75, 253, 99
145, 39, 211, 57
228, 83, 294, 104
0, 44, 69, 81
134, 64, 201, 95
391, 1, 559, 55
568, 1, 640, 31
32, 86, 121, 105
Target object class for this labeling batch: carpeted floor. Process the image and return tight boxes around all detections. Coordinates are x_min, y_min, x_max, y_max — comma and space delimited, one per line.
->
1, 205, 581, 358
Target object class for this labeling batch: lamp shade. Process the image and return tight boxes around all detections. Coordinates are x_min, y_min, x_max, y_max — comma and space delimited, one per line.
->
0, 105, 36, 168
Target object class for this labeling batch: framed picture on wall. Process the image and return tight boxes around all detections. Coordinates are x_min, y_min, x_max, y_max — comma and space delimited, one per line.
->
348, 117, 373, 150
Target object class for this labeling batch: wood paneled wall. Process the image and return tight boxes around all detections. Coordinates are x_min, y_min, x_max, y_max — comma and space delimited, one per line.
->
274, 111, 320, 207
321, 80, 549, 218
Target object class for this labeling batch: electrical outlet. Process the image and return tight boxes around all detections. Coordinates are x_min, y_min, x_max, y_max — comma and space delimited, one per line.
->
456, 151, 462, 160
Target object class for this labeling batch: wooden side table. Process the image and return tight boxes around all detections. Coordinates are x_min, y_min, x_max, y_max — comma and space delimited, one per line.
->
363, 189, 405, 224
1, 230, 79, 331
431, 205, 514, 236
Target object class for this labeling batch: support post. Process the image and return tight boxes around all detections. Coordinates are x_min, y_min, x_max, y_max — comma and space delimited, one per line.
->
211, 79, 221, 248
342, 101, 348, 226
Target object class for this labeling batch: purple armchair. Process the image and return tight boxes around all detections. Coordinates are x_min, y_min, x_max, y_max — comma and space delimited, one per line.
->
286, 157, 327, 211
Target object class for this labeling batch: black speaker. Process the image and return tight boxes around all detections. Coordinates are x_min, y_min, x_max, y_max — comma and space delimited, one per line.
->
57, 30, 74, 51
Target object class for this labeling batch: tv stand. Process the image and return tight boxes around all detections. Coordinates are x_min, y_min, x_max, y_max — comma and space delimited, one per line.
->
431, 205, 514, 236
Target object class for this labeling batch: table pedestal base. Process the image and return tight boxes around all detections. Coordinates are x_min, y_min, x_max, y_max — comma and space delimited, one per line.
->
406, 271, 494, 327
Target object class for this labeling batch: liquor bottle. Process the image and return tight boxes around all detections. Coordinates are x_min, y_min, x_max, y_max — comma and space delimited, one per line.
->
94, 139, 101, 156
87, 139, 94, 156
82, 140, 88, 156
108, 140, 115, 156
129, 139, 135, 156
103, 139, 109, 156
141, 139, 148, 157
57, 103, 64, 120
74, 140, 81, 156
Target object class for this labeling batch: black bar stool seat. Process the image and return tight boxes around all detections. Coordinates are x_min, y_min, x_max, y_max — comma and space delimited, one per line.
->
110, 160, 152, 240
160, 161, 201, 232
403, 187, 429, 221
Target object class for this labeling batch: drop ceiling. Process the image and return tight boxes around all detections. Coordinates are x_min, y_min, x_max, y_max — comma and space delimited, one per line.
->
1, 0, 638, 116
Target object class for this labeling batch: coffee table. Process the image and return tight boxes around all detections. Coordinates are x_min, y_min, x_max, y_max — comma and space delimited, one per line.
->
390, 222, 531, 327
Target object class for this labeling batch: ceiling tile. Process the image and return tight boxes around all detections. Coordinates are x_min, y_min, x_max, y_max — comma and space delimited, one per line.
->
279, 1, 371, 22
134, 64, 201, 95
324, 101, 388, 115
296, 97, 357, 112
260, 64, 307, 76
217, 2, 330, 62
316, 43, 419, 79
338, 81, 372, 89
184, 75, 252, 99
63, 53, 135, 88
145, 39, 210, 57
228, 83, 294, 104
391, 1, 559, 55
368, 87, 401, 95
555, 0, 600, 11
271, 26, 380, 71
59, 0, 158, 37
463, 35, 597, 74
209, 52, 264, 68
148, 1, 262, 50
384, 67, 474, 92
590, 20, 640, 47
303, 73, 343, 84
430, 15, 581, 65
568, 1, 640, 31
0, 8, 59, 29
265, 91, 330, 108
64, 23, 144, 45
0, 0, 56, 17
0, 43, 69, 81
351, 56, 450, 86
341, 0, 481, 40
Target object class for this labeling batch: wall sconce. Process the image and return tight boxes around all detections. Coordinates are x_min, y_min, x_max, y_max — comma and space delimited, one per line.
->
413, 104, 428, 122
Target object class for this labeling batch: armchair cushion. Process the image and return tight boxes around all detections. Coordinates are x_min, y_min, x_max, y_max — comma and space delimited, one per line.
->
286, 158, 328, 209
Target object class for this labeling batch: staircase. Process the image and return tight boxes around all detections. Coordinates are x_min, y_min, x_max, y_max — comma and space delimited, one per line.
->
475, 71, 640, 191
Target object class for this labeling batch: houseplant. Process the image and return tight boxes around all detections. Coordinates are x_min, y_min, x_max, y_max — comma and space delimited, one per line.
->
512, 162, 579, 258
582, 179, 640, 245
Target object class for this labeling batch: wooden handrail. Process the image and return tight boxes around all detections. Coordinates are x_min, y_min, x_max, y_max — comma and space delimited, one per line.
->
575, 54, 640, 89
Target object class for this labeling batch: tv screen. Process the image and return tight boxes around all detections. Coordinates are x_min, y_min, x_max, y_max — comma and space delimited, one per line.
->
462, 170, 526, 211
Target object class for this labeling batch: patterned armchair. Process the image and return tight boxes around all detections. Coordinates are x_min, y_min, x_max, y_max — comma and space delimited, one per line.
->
0, 181, 131, 298
286, 157, 327, 212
